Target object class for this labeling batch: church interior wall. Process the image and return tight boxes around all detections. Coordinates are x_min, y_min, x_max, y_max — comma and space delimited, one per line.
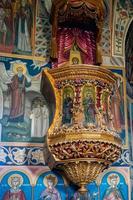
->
0, 0, 133, 199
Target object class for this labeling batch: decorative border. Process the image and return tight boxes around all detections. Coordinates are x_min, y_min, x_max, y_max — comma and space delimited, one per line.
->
0, 145, 45, 166
112, 0, 133, 57
112, 149, 132, 166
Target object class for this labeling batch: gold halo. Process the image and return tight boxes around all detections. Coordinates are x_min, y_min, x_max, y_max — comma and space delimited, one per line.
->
107, 173, 120, 186
43, 174, 58, 187
13, 64, 27, 75
8, 174, 23, 187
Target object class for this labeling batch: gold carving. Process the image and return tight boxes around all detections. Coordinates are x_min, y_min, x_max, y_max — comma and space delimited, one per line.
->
57, 161, 106, 193
43, 64, 122, 193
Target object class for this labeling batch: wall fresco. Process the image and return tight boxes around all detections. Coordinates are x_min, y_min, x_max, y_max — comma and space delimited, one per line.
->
0, 145, 45, 166
0, 1, 132, 200
113, 0, 133, 57
0, 56, 51, 143
97, 167, 130, 200
0, 0, 36, 56
107, 67, 128, 148
0, 166, 71, 200
0, 166, 130, 200
100, 0, 112, 56
35, 0, 51, 58
127, 98, 133, 162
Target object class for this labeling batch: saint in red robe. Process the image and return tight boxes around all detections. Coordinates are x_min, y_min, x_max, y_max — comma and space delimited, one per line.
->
0, 0, 14, 52
3, 189, 26, 200
8, 74, 31, 122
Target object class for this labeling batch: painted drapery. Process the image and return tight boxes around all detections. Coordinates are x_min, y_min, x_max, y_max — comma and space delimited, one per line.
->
56, 28, 96, 66
50, 0, 104, 67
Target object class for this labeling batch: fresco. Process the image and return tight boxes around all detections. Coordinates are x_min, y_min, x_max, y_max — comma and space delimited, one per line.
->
0, 56, 51, 143
113, 0, 133, 57
0, 0, 52, 60
100, 0, 112, 56
107, 67, 128, 147
34, 172, 67, 200
131, 167, 133, 200
0, 166, 130, 200
127, 99, 133, 161
0, 1, 132, 200
0, 168, 32, 200
34, 0, 52, 58
97, 167, 130, 200
0, 0, 36, 56
1, 173, 31, 200
0, 167, 72, 200
0, 145, 45, 166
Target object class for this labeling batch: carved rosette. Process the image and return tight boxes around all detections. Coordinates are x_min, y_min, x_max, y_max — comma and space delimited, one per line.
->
44, 64, 122, 193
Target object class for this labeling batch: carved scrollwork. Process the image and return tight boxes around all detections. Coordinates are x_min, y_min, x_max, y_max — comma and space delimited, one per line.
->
44, 64, 122, 192
49, 141, 121, 163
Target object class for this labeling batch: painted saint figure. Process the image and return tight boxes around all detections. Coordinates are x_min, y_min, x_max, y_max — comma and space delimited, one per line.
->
40, 174, 61, 200
14, 0, 33, 54
102, 91, 110, 126
72, 57, 80, 65
96, 108, 106, 129
62, 93, 73, 124
103, 174, 124, 200
8, 65, 31, 123
3, 174, 26, 200
30, 98, 49, 137
83, 93, 95, 124
111, 84, 121, 132
0, 0, 14, 52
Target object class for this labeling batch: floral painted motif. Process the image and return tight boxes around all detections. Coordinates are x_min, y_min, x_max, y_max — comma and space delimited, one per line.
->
0, 146, 45, 166
113, 0, 133, 56
0, 148, 7, 163
31, 149, 45, 164
13, 148, 26, 163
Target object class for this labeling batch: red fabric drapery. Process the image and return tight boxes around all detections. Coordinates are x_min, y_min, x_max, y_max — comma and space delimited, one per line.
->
55, 28, 96, 66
